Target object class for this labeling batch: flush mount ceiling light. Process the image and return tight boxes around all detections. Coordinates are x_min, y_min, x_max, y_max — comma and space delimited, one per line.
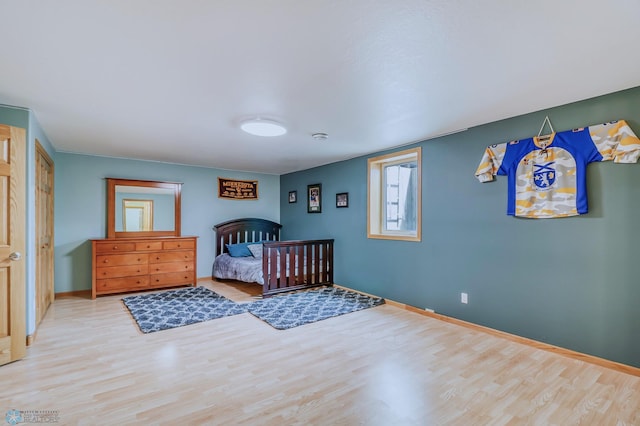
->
311, 132, 329, 140
240, 118, 287, 137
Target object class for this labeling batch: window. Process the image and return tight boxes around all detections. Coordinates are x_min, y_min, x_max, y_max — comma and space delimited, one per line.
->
368, 147, 421, 241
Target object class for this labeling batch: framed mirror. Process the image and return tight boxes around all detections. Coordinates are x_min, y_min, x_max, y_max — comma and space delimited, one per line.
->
106, 178, 182, 238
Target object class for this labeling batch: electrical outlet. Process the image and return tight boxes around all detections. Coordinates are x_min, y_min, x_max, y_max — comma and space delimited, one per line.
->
461, 292, 468, 304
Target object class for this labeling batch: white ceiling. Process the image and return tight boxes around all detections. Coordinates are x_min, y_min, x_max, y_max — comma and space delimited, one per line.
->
1, 1, 640, 175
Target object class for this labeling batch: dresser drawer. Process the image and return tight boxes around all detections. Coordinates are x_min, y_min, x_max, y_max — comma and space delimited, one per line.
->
96, 276, 150, 292
96, 264, 148, 279
96, 253, 148, 267
163, 240, 195, 250
149, 261, 194, 274
149, 271, 195, 287
149, 250, 194, 264
95, 242, 136, 253
135, 241, 163, 251
92, 237, 197, 298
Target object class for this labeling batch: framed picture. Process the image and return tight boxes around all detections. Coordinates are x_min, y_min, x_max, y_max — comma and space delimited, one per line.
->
217, 177, 258, 200
307, 183, 322, 213
288, 190, 297, 203
336, 192, 348, 208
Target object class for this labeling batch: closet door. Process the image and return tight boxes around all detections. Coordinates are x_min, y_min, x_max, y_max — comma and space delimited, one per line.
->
36, 141, 54, 327
0, 124, 26, 366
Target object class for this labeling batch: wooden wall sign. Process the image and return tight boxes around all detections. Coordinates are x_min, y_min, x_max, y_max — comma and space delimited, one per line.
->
218, 178, 258, 200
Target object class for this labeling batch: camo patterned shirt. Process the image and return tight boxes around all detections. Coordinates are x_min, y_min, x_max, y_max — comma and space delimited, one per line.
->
475, 120, 640, 218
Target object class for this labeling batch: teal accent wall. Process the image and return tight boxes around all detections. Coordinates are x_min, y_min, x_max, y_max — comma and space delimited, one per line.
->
0, 104, 29, 128
280, 86, 640, 368
55, 153, 279, 293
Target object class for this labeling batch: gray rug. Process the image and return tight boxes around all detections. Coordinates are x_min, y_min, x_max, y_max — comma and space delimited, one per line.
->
122, 286, 248, 333
247, 286, 385, 330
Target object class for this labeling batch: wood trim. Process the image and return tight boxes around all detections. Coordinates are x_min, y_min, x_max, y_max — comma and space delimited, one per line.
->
26, 331, 37, 346
334, 285, 640, 377
35, 140, 55, 327
55, 290, 92, 298
367, 146, 421, 242
365, 233, 421, 242
35, 140, 54, 166
106, 178, 182, 239
114, 230, 178, 238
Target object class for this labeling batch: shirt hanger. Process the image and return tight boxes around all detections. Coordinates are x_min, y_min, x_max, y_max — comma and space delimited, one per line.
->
537, 116, 555, 141
536, 116, 555, 154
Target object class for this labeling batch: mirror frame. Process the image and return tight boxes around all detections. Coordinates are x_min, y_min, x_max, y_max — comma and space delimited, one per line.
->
106, 178, 182, 239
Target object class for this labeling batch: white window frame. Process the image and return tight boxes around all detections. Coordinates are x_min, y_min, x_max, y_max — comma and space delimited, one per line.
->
367, 147, 421, 241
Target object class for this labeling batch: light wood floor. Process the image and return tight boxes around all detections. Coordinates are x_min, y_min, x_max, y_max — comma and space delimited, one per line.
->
2, 280, 639, 425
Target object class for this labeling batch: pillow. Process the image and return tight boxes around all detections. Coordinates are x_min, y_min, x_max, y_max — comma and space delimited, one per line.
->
247, 244, 263, 258
225, 242, 253, 257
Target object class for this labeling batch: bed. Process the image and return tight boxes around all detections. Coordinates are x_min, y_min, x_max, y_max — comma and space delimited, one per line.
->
212, 218, 334, 297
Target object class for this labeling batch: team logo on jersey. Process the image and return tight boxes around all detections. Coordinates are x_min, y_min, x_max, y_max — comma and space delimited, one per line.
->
533, 161, 555, 190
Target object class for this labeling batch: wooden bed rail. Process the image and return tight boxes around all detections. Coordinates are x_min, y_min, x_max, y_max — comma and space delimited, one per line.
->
262, 239, 334, 297
212, 218, 335, 298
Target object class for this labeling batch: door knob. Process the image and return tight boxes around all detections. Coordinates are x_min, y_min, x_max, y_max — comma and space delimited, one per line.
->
9, 252, 22, 261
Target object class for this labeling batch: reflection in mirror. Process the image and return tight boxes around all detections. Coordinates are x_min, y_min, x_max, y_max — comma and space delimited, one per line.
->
115, 185, 175, 232
123, 199, 153, 231
107, 178, 182, 238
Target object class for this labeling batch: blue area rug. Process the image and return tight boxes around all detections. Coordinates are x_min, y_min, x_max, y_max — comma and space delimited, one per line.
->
247, 286, 385, 330
122, 286, 248, 333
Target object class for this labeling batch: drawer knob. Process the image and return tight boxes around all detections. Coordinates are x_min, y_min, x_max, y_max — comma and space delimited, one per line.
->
147, 245, 151, 248
113, 246, 118, 250
156, 256, 160, 260
103, 259, 109, 263
156, 279, 160, 282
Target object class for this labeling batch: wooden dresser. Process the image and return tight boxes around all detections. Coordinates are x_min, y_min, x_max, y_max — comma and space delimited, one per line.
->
91, 236, 197, 299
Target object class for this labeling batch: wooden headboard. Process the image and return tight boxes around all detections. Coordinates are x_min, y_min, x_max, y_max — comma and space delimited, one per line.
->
213, 218, 282, 256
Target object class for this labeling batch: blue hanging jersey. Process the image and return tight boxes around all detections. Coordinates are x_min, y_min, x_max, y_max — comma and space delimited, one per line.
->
475, 120, 640, 218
